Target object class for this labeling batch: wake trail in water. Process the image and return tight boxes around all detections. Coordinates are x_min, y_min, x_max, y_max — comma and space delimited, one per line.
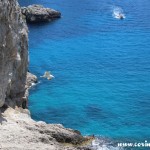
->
112, 6, 126, 20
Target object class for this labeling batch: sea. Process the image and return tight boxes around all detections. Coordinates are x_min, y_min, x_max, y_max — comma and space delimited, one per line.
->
19, 0, 150, 149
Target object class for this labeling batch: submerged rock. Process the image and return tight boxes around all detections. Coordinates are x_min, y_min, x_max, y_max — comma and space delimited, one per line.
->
40, 71, 54, 80
21, 5, 61, 23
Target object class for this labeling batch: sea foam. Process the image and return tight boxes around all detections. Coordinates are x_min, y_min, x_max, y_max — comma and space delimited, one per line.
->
90, 137, 124, 150
112, 7, 125, 19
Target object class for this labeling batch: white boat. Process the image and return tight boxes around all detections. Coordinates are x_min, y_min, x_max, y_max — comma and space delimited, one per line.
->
113, 7, 125, 20
115, 13, 125, 19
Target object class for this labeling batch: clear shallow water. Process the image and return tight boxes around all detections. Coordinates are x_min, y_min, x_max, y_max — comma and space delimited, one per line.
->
19, 0, 150, 147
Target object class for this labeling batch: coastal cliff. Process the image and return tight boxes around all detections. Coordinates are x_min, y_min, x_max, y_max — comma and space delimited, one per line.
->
0, 0, 28, 108
0, 1, 93, 149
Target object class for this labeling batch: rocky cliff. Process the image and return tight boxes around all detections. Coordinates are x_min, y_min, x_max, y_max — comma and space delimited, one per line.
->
0, 1, 94, 149
0, 0, 28, 108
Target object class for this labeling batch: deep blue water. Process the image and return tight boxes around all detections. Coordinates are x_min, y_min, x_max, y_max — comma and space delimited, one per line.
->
19, 0, 150, 147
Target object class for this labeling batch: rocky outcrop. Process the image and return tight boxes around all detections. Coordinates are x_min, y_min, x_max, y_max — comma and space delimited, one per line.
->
23, 72, 38, 109
21, 5, 61, 23
0, 108, 93, 150
0, 0, 28, 108
26, 72, 37, 88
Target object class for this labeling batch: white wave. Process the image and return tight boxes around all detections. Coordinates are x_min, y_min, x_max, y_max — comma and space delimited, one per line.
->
31, 83, 36, 86
112, 7, 125, 19
30, 81, 41, 89
91, 138, 124, 150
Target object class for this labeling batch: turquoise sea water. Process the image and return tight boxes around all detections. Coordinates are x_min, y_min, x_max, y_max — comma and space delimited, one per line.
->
19, 0, 150, 148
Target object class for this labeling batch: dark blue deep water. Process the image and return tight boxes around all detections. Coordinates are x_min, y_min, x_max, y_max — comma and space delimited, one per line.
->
19, 0, 150, 148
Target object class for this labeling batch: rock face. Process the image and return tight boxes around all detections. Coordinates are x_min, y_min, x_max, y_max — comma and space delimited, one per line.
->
21, 5, 61, 23
0, 0, 28, 108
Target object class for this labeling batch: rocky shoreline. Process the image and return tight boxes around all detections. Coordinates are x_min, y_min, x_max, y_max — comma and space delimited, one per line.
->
0, 108, 93, 150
